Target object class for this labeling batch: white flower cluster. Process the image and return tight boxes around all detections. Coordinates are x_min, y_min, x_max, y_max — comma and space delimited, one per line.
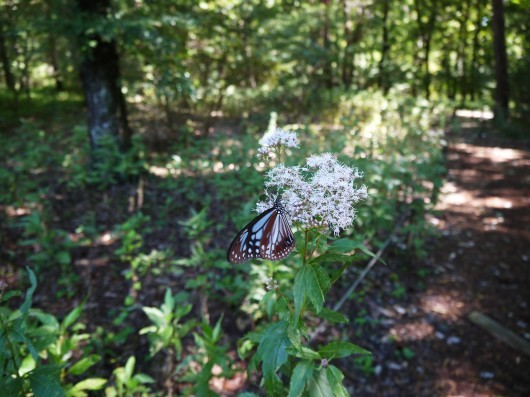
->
259, 128, 299, 150
257, 153, 367, 235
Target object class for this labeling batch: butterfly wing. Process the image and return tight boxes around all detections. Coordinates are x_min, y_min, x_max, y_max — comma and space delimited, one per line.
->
227, 207, 276, 264
259, 208, 295, 261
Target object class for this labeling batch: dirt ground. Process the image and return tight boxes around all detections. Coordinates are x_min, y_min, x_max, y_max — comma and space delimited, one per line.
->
345, 120, 530, 397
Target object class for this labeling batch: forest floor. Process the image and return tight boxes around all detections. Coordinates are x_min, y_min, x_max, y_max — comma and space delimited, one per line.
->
346, 118, 530, 397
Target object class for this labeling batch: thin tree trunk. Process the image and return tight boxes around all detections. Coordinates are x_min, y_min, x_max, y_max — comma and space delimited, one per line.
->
492, 0, 509, 121
0, 24, 15, 92
322, 0, 333, 89
469, 0, 484, 101
77, 0, 131, 151
45, 0, 64, 92
378, 0, 390, 94
341, 0, 364, 88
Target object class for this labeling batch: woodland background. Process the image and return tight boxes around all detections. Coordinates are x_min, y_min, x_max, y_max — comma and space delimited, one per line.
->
0, 0, 529, 396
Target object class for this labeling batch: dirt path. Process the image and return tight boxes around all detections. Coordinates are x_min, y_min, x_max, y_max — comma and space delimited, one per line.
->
353, 121, 530, 396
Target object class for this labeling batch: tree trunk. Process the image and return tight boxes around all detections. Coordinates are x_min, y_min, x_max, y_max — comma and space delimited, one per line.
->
341, 0, 364, 88
0, 21, 16, 92
378, 0, 390, 94
322, 0, 333, 89
469, 0, 484, 101
45, 0, 64, 92
492, 0, 509, 121
77, 0, 131, 150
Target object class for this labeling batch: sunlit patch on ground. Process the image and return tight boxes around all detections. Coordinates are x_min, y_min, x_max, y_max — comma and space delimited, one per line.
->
389, 321, 435, 341
421, 294, 465, 321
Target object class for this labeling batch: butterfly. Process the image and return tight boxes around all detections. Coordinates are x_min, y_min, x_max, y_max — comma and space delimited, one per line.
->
227, 199, 295, 264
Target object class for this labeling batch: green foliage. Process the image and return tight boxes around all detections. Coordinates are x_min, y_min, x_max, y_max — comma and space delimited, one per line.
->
104, 356, 154, 397
180, 317, 234, 396
66, 132, 148, 190
140, 288, 196, 359
0, 268, 106, 397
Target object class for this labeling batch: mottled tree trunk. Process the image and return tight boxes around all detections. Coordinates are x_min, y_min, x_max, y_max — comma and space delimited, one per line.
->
492, 0, 509, 121
77, 0, 131, 150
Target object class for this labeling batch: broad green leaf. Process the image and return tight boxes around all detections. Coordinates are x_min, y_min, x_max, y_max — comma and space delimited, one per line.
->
326, 365, 349, 397
28, 365, 65, 397
30, 310, 60, 329
318, 308, 349, 324
237, 393, 260, 397
256, 321, 291, 393
133, 373, 155, 384
288, 360, 314, 397
318, 341, 370, 359
308, 253, 358, 266
307, 368, 333, 397
124, 356, 136, 381
19, 354, 36, 376
71, 378, 107, 391
142, 307, 164, 326
62, 305, 84, 331
163, 288, 175, 312
329, 239, 360, 253
69, 355, 101, 375
0, 376, 23, 397
314, 266, 331, 297
294, 265, 325, 318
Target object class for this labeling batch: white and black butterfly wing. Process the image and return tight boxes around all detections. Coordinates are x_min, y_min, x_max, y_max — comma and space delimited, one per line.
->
259, 206, 295, 261
227, 207, 276, 264
227, 201, 295, 264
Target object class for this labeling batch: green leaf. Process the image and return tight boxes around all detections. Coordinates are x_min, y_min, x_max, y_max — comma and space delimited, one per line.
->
62, 304, 84, 331
0, 376, 23, 397
68, 355, 101, 375
318, 308, 349, 324
288, 360, 314, 397
255, 321, 291, 393
163, 288, 175, 312
326, 365, 349, 397
124, 356, 136, 381
314, 266, 331, 297
28, 365, 65, 397
71, 378, 107, 391
294, 265, 326, 318
133, 373, 155, 384
330, 240, 385, 265
289, 346, 321, 360
309, 252, 358, 266
318, 341, 370, 359
21, 267, 38, 315
0, 290, 21, 304
307, 368, 333, 397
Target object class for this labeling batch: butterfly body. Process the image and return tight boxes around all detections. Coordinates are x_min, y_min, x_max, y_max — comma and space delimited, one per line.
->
227, 200, 295, 264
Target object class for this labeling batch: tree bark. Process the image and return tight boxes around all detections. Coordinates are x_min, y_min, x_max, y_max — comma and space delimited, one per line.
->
492, 0, 509, 121
378, 0, 390, 94
0, 21, 15, 92
77, 0, 131, 150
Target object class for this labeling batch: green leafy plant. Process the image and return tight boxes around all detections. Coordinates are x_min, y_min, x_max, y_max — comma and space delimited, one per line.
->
104, 356, 154, 397
179, 316, 234, 397
0, 268, 106, 397
236, 130, 374, 396
140, 288, 196, 360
